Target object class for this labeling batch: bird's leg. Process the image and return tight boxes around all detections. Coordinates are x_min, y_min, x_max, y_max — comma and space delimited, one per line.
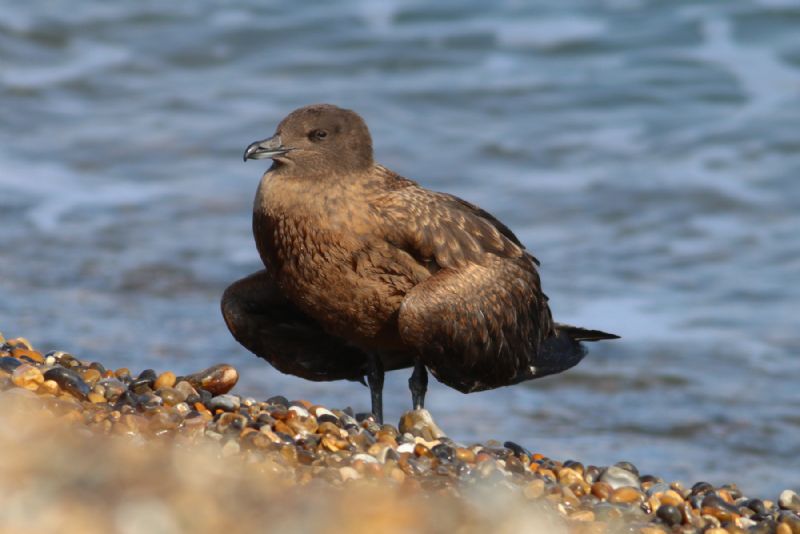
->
366, 353, 384, 424
408, 358, 428, 410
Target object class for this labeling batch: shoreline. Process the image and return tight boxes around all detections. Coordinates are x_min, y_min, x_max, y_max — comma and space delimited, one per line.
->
1, 331, 798, 534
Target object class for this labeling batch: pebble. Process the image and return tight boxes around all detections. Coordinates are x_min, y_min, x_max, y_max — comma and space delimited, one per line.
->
206, 394, 240, 412
44, 367, 90, 399
3, 331, 797, 534
657, 504, 683, 526
609, 486, 644, 504
12, 348, 44, 363
568, 510, 595, 522
523, 479, 545, 500
0, 356, 23, 373
645, 482, 671, 496
98, 378, 127, 401
339, 466, 361, 482
154, 371, 176, 390
221, 440, 240, 457
312, 406, 336, 420
600, 466, 641, 489
288, 405, 309, 418
12, 364, 44, 391
656, 489, 684, 507
398, 409, 446, 440
38, 380, 60, 396
185, 364, 238, 396
591, 482, 613, 500
174, 380, 198, 399
782, 515, 800, 533
157, 387, 186, 406
81, 368, 101, 386
780, 490, 800, 513
397, 443, 415, 454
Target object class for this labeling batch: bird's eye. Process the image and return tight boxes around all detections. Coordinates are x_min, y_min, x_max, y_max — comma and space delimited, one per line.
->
310, 129, 328, 141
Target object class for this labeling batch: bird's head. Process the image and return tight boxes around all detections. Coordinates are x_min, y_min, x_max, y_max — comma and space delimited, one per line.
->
244, 104, 374, 175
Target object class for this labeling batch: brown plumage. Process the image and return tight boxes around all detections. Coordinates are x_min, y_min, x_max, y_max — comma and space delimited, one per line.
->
222, 104, 618, 422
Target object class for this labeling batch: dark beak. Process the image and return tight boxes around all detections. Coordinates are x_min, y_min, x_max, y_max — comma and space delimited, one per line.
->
243, 134, 293, 162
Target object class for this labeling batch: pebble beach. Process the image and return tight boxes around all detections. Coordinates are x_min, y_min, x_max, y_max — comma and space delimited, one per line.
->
1, 331, 798, 534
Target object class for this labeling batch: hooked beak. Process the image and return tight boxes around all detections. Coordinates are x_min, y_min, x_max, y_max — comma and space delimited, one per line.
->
243, 134, 293, 162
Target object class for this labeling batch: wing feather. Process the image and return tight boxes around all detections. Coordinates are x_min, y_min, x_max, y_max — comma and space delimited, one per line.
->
371, 171, 554, 392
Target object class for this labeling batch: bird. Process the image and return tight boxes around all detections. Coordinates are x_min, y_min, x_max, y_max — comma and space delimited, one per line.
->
222, 103, 618, 424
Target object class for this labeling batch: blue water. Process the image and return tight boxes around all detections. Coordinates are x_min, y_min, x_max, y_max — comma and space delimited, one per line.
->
1, 0, 799, 497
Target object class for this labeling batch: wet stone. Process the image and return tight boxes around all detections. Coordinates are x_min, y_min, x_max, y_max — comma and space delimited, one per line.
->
455, 447, 476, 464
186, 364, 238, 396
355, 412, 374, 423
780, 491, 800, 513
288, 405, 310, 418
503, 441, 531, 458
781, 515, 800, 534
98, 378, 127, 401
216, 412, 247, 434
0, 357, 23, 373
609, 486, 644, 505
12, 348, 44, 363
7, 337, 33, 350
287, 417, 318, 436
157, 387, 186, 406
746, 499, 768, 515
614, 461, 640, 476
657, 489, 685, 507
130, 369, 157, 392
319, 412, 339, 425
591, 503, 624, 522
563, 461, 584, 475
584, 465, 601, 484
398, 409, 446, 440
154, 371, 176, 390
140, 392, 164, 411
568, 510, 595, 522
11, 363, 44, 391
312, 406, 336, 420
81, 368, 102, 386
751, 520, 780, 534
600, 466, 640, 490
38, 380, 60, 396
646, 482, 671, 496
266, 395, 289, 407
657, 504, 683, 526
691, 481, 714, 495
432, 443, 455, 463
43, 367, 90, 399
558, 467, 583, 487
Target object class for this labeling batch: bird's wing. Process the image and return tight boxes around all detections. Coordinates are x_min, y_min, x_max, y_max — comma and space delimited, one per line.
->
375, 181, 554, 393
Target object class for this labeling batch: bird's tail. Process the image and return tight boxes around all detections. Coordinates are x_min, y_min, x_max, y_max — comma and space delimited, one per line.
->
555, 323, 620, 342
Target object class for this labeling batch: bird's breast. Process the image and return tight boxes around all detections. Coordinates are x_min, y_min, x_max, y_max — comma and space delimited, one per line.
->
252, 199, 410, 350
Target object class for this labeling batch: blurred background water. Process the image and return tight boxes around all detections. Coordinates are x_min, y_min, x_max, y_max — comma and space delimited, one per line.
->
1, 0, 799, 496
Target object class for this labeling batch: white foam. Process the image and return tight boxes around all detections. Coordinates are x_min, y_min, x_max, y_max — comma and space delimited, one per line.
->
0, 155, 166, 233
357, 0, 398, 33
689, 16, 800, 118
0, 39, 130, 90
497, 16, 607, 49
